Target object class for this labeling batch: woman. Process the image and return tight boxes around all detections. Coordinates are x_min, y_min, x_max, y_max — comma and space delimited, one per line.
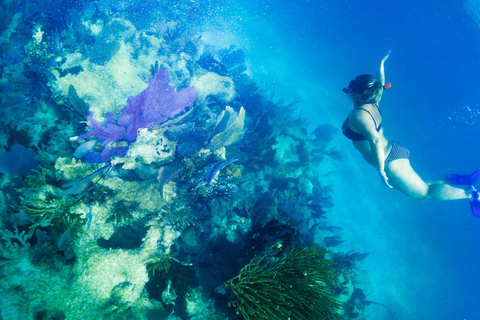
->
341, 51, 480, 217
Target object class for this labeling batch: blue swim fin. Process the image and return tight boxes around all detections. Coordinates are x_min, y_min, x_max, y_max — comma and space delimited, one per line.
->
470, 186, 480, 218
446, 169, 478, 186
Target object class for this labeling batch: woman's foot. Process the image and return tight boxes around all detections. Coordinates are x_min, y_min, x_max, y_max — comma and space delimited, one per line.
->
469, 186, 480, 218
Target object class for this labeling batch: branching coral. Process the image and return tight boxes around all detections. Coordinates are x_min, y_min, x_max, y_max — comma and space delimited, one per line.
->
225, 245, 342, 320
24, 166, 53, 188
24, 168, 45, 188
0, 226, 30, 258
332, 251, 369, 273
261, 99, 308, 142
147, 252, 177, 276
20, 186, 82, 237
105, 200, 137, 225
147, 252, 194, 303
179, 150, 211, 182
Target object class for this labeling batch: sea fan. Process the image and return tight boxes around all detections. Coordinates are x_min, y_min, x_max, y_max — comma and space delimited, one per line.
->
225, 245, 342, 320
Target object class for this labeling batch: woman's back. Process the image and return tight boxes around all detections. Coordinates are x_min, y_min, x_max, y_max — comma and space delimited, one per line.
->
343, 103, 391, 167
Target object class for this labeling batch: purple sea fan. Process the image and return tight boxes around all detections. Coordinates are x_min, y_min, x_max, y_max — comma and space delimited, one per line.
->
80, 68, 197, 144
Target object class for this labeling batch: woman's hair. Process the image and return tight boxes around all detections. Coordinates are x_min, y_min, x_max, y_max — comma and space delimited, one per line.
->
346, 75, 383, 105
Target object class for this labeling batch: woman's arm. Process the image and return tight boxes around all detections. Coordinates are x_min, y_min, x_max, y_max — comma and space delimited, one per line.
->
368, 135, 392, 187
377, 50, 391, 85
351, 113, 392, 188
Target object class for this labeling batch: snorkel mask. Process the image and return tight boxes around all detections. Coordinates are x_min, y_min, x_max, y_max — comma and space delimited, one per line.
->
342, 82, 391, 94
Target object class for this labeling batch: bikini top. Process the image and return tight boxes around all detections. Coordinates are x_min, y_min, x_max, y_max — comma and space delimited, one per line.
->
342, 105, 382, 141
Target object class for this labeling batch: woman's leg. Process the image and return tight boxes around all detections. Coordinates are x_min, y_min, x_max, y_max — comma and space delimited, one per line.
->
385, 159, 471, 200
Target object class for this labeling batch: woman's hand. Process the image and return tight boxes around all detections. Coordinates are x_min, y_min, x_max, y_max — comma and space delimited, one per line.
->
379, 171, 393, 188
380, 50, 391, 66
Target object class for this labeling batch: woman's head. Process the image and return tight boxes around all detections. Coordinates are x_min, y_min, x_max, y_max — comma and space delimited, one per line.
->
343, 75, 383, 105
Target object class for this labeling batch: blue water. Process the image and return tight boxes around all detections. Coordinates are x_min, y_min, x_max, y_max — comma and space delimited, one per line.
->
219, 0, 480, 318
236, 1, 480, 319
2, 0, 480, 319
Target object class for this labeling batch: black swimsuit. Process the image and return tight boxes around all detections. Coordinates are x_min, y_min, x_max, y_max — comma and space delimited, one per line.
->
342, 105, 382, 141
341, 104, 410, 164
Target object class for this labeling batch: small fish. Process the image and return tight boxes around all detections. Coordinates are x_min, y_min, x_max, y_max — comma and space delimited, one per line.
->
57, 227, 74, 259
181, 225, 200, 246
74, 140, 97, 158
205, 157, 239, 185
325, 225, 343, 232
60, 164, 111, 196
157, 164, 183, 192
86, 207, 93, 229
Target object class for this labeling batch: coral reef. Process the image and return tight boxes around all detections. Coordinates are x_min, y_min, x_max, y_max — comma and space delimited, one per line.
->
0, 1, 365, 319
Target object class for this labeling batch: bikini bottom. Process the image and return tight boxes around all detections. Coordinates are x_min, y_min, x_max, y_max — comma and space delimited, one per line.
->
385, 140, 410, 165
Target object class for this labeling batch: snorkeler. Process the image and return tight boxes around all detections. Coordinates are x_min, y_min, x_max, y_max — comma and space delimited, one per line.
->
342, 50, 480, 217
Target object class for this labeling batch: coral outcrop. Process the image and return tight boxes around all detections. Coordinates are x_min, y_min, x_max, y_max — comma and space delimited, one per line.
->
0, 2, 365, 319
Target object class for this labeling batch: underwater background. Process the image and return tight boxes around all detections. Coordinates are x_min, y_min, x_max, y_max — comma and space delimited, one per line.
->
1, 0, 480, 319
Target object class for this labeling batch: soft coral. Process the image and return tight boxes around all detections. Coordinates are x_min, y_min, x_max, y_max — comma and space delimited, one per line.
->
79, 68, 197, 162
